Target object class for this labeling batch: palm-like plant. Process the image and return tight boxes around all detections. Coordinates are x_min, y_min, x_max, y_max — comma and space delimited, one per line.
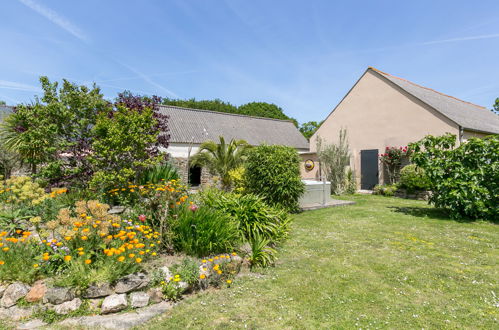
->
191, 136, 250, 190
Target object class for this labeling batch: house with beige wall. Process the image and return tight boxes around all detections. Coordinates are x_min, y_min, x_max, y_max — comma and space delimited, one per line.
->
305, 67, 499, 189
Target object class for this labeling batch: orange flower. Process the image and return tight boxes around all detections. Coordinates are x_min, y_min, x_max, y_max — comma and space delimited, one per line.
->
135, 258, 142, 263
84, 259, 92, 264
0, 261, 4, 265
117, 256, 125, 262
64, 255, 72, 262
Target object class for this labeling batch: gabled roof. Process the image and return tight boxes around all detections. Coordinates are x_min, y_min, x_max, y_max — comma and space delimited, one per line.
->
159, 105, 309, 150
0, 105, 13, 121
370, 67, 499, 134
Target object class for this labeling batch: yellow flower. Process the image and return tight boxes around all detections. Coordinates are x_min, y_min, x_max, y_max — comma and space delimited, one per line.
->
2, 247, 9, 252
151, 252, 157, 256
200, 274, 206, 279
33, 264, 39, 268
42, 255, 50, 261
78, 251, 85, 256
117, 256, 125, 262
217, 270, 222, 275
81, 236, 88, 241
226, 279, 232, 284
64, 255, 72, 262
173, 278, 180, 282
129, 253, 135, 258
202, 259, 207, 263
135, 258, 142, 263
85, 259, 92, 264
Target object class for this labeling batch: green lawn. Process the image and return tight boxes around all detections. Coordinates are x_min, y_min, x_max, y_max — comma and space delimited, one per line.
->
145, 195, 498, 329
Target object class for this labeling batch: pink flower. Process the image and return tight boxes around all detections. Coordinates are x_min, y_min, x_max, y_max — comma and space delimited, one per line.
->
138, 214, 146, 222
189, 204, 199, 212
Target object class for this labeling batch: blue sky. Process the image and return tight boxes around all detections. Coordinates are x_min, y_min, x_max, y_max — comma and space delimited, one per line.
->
1, 0, 498, 123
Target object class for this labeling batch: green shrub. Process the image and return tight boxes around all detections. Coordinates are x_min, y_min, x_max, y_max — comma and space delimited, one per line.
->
244, 145, 304, 212
172, 206, 239, 257
248, 234, 277, 269
198, 189, 291, 244
399, 164, 430, 192
373, 184, 398, 197
410, 134, 499, 220
137, 162, 179, 185
169, 257, 200, 287
344, 168, 357, 195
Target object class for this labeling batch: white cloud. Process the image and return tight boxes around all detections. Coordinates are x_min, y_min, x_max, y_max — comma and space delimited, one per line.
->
0, 80, 40, 92
116, 61, 180, 98
417, 33, 499, 46
17, 0, 89, 42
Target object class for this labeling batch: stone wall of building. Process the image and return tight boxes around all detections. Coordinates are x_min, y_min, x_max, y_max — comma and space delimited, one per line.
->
171, 157, 218, 189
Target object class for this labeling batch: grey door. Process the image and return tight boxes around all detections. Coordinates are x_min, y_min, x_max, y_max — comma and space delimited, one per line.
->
360, 149, 379, 190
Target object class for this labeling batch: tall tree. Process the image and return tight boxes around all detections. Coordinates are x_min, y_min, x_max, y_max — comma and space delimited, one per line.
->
493, 98, 499, 114
163, 98, 298, 125
299, 121, 323, 140
191, 136, 250, 190
0, 77, 109, 184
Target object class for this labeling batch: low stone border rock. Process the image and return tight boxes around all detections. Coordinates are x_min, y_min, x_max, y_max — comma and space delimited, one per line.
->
395, 189, 431, 201
0, 253, 244, 328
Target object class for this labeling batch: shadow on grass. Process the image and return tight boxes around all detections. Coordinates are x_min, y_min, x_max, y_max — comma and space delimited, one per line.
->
387, 206, 475, 223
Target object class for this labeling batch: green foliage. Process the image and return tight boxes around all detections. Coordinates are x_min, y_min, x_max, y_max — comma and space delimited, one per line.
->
344, 168, 357, 195
379, 146, 411, 184
0, 143, 19, 179
89, 105, 163, 192
373, 184, 398, 197
245, 145, 304, 212
410, 134, 498, 220
191, 136, 250, 190
227, 166, 245, 193
316, 129, 351, 194
399, 164, 430, 192
162, 98, 298, 126
493, 98, 499, 114
137, 162, 179, 185
161, 280, 185, 301
248, 234, 277, 269
299, 121, 322, 140
198, 189, 291, 244
0, 77, 108, 183
163, 98, 238, 114
0, 239, 42, 283
238, 102, 298, 126
170, 257, 200, 286
172, 206, 240, 257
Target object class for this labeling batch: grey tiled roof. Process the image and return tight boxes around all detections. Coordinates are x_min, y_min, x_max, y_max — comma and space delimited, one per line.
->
0, 105, 13, 121
159, 105, 309, 149
372, 68, 499, 134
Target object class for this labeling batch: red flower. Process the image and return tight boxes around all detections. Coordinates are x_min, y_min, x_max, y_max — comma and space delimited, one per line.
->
138, 214, 146, 222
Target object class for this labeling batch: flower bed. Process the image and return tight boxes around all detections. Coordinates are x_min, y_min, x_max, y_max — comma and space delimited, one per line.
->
0, 252, 243, 324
